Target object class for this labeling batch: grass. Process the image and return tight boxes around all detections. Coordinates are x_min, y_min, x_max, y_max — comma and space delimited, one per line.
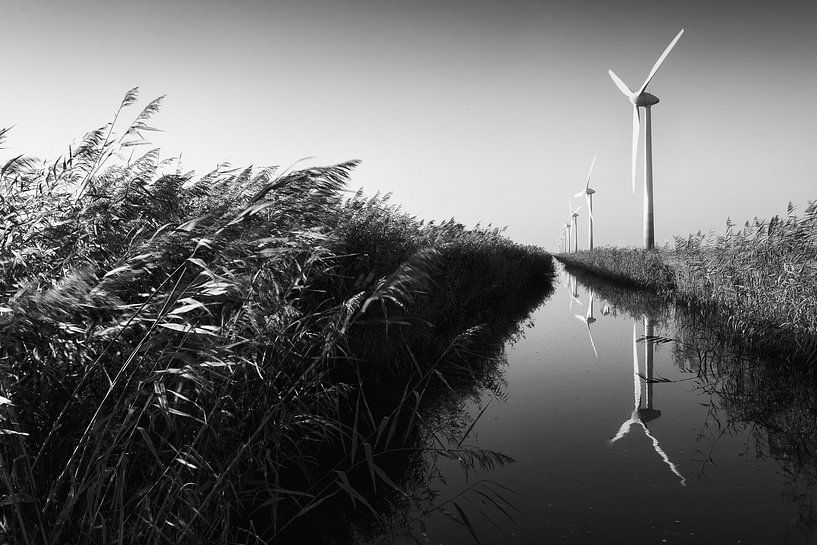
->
555, 203, 817, 367
0, 89, 555, 544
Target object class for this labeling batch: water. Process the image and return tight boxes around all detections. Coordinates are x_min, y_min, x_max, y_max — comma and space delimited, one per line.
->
368, 263, 816, 544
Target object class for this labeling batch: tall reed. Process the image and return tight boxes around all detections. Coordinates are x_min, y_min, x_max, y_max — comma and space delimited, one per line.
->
0, 89, 554, 544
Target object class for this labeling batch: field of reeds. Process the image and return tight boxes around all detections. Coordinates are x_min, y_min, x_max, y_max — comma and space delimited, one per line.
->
556, 203, 817, 367
0, 90, 555, 544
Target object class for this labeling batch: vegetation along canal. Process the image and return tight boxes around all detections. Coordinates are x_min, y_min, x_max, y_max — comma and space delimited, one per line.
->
1, 91, 813, 542
363, 261, 817, 545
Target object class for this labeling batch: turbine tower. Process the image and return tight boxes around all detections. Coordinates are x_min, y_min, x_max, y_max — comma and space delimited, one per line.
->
574, 155, 598, 250
564, 220, 572, 254
569, 202, 581, 253
609, 29, 684, 250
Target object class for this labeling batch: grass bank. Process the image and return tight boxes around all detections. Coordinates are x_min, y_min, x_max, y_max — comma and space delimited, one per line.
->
555, 203, 817, 366
0, 90, 555, 544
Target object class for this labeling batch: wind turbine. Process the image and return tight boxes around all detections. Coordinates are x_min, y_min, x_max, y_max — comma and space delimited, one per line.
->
574, 155, 598, 250
564, 219, 572, 254
609, 29, 684, 250
558, 230, 566, 253
569, 202, 581, 253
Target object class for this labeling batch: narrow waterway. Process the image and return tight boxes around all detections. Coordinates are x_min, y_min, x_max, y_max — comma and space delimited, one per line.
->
371, 262, 816, 544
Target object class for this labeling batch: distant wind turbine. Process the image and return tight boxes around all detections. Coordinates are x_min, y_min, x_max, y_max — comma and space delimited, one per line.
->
609, 29, 684, 250
573, 155, 598, 250
569, 202, 581, 253
564, 220, 572, 254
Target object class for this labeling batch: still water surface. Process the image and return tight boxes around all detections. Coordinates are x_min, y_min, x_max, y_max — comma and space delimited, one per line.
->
378, 263, 815, 544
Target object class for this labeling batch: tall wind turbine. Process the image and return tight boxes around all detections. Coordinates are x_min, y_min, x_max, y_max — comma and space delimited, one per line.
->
609, 29, 684, 250
569, 202, 581, 253
574, 155, 598, 250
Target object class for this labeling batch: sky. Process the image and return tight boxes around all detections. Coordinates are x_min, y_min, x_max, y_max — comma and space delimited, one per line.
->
1, 0, 815, 250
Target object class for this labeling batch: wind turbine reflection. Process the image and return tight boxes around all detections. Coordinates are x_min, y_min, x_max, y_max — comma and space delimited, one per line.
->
574, 288, 599, 358
610, 318, 686, 486
565, 272, 583, 310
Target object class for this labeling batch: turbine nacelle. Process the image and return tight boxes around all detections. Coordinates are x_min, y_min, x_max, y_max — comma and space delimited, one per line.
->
637, 407, 661, 423
568, 203, 582, 221
631, 92, 660, 107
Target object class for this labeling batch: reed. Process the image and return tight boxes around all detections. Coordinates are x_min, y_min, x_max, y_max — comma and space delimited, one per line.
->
0, 89, 555, 544
555, 202, 817, 367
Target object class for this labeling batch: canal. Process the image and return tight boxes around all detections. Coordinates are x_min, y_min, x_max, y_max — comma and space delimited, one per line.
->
367, 261, 816, 544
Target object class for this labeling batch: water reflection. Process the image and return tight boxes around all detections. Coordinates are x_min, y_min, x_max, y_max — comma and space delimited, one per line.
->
562, 261, 817, 539
562, 266, 684, 483
369, 261, 817, 544
573, 287, 598, 357
610, 319, 685, 486
324, 277, 556, 545
564, 272, 582, 310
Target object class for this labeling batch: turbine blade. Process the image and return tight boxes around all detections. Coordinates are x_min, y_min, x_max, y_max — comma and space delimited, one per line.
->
587, 324, 598, 358
608, 69, 632, 96
585, 154, 597, 190
641, 425, 687, 486
574, 190, 585, 199
631, 105, 640, 193
611, 418, 634, 443
585, 194, 594, 221
638, 29, 684, 94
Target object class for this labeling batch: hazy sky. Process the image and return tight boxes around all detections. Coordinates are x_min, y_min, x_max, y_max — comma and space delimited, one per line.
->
1, 0, 815, 249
